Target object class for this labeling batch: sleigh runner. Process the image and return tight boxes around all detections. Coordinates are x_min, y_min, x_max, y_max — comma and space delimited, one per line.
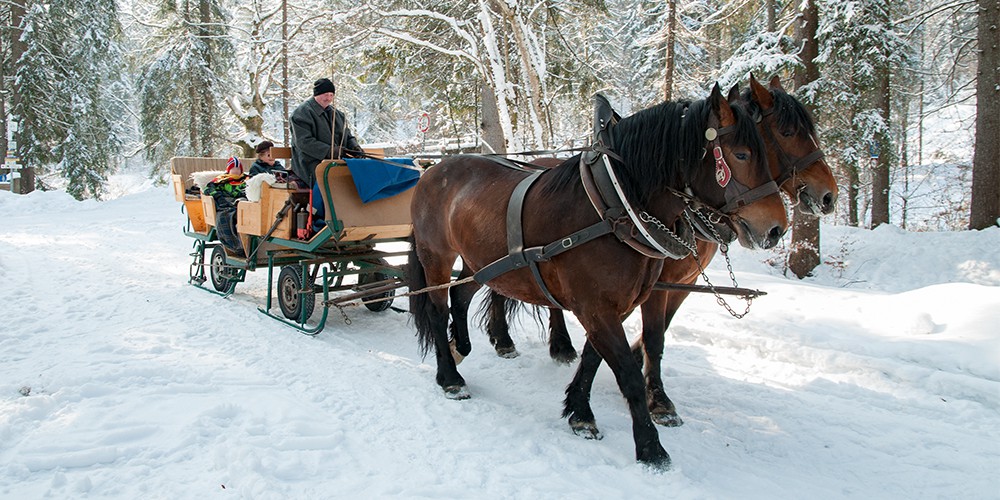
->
172, 147, 421, 335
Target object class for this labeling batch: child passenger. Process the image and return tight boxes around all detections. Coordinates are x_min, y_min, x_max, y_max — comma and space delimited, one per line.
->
249, 140, 287, 180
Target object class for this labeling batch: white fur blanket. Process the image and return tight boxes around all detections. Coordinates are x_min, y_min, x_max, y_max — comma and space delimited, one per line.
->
245, 174, 277, 202
189, 171, 276, 202
189, 171, 224, 190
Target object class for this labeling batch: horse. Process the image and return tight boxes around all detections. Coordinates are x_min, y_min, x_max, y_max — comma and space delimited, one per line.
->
407, 83, 788, 469
483, 75, 839, 431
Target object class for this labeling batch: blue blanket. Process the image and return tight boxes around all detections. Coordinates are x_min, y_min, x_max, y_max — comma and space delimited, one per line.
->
345, 158, 421, 203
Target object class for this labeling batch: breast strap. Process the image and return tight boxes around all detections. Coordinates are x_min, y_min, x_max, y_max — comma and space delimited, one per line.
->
473, 152, 695, 309
474, 171, 622, 309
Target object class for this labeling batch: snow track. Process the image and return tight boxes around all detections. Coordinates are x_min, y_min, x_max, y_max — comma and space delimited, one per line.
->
0, 185, 997, 498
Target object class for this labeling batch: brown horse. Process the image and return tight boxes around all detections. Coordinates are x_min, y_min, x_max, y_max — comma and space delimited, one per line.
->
407, 84, 787, 468
484, 75, 839, 431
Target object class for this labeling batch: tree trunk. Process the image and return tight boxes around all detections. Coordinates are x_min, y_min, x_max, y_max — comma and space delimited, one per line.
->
10, 0, 29, 192
847, 164, 859, 226
663, 0, 677, 101
480, 82, 506, 154
788, 215, 820, 277
970, 0, 1000, 229
788, 0, 821, 279
282, 0, 289, 147
870, 45, 892, 227
198, 0, 215, 156
491, 0, 548, 148
1, 17, 8, 161
766, 0, 776, 31
900, 103, 909, 230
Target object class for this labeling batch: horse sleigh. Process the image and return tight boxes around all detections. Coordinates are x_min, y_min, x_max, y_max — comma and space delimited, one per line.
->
172, 77, 836, 470
172, 147, 419, 335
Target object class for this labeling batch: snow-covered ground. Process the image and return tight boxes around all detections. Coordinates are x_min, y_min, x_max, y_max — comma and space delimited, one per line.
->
1, 178, 997, 498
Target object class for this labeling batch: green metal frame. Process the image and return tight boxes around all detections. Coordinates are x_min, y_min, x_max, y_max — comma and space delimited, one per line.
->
181, 162, 413, 336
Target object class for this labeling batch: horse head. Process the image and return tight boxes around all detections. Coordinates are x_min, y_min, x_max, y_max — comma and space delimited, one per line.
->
690, 83, 788, 250
743, 75, 838, 216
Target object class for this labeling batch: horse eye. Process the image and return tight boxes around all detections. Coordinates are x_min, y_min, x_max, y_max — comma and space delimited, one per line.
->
734, 152, 749, 161
781, 130, 795, 137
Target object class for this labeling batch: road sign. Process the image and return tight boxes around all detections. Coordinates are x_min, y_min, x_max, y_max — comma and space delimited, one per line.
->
417, 112, 430, 133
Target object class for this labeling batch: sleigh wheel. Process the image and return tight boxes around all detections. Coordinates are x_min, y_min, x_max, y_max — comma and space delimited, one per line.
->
359, 259, 394, 312
278, 264, 316, 321
209, 246, 234, 293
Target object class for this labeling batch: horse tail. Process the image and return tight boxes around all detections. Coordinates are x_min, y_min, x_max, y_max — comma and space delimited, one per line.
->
478, 289, 515, 335
407, 235, 435, 357
477, 289, 544, 344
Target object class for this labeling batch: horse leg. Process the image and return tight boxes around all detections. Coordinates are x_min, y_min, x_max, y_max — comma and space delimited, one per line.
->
408, 241, 469, 399
448, 266, 479, 363
562, 341, 603, 439
640, 291, 686, 427
484, 290, 519, 358
547, 308, 578, 364
583, 317, 671, 469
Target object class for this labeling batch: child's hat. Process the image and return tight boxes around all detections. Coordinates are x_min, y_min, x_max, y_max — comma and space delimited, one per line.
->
226, 157, 243, 175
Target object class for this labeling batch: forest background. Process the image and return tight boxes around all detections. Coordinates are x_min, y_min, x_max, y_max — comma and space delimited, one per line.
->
0, 0, 996, 277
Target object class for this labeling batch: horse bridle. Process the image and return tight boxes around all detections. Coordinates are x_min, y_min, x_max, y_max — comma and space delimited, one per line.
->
703, 124, 780, 215
664, 122, 779, 245
756, 106, 828, 187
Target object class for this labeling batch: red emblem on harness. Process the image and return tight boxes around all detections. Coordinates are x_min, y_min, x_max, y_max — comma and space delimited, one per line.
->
713, 146, 731, 188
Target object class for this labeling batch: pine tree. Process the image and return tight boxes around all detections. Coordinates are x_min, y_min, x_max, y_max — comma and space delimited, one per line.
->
16, 0, 126, 200
816, 0, 911, 227
137, 0, 233, 166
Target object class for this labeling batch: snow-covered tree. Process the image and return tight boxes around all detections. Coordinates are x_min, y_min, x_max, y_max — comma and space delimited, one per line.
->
358, 0, 606, 153
135, 0, 233, 165
16, 0, 127, 200
815, 0, 911, 227
225, 0, 352, 154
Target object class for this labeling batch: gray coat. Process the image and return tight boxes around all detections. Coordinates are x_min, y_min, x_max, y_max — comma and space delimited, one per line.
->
290, 98, 362, 185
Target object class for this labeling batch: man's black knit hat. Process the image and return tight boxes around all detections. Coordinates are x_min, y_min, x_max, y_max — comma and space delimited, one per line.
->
313, 78, 335, 96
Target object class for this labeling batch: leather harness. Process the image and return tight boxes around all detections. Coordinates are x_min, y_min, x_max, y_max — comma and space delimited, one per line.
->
472, 95, 781, 309
756, 107, 827, 186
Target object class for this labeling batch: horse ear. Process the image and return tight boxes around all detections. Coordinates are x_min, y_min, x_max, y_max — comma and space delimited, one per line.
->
710, 83, 736, 127
750, 74, 774, 109
769, 75, 784, 91
727, 83, 740, 104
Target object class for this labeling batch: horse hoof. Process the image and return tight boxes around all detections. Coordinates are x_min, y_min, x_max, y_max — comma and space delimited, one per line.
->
550, 349, 578, 365
570, 421, 603, 440
652, 412, 684, 427
449, 340, 466, 365
496, 346, 519, 359
443, 385, 471, 400
640, 454, 673, 472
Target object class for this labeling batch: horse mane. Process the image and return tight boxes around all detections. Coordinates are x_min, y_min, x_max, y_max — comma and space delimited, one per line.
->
539, 97, 763, 207
741, 87, 817, 136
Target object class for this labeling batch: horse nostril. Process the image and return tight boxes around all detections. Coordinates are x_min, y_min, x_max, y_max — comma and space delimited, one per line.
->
822, 192, 835, 212
767, 225, 784, 246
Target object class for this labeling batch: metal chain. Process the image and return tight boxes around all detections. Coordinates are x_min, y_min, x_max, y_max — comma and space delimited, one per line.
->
334, 304, 353, 325
683, 206, 754, 319
638, 210, 699, 257
691, 234, 753, 319
635, 201, 752, 318
687, 205, 730, 254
